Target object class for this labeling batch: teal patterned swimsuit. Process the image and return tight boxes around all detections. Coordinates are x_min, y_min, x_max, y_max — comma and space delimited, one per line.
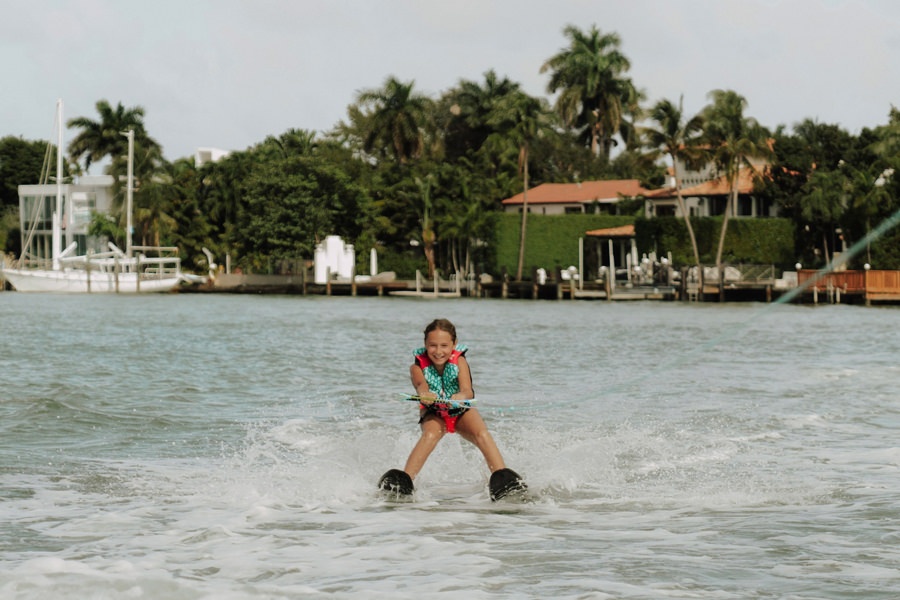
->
413, 344, 470, 432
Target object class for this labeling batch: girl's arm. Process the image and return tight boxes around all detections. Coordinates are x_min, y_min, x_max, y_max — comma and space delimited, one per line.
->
452, 356, 474, 400
409, 364, 436, 404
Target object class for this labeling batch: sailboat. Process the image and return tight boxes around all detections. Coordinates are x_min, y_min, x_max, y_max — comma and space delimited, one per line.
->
0, 100, 183, 293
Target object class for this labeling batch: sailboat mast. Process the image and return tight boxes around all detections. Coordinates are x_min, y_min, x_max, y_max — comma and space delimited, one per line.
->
51, 99, 63, 270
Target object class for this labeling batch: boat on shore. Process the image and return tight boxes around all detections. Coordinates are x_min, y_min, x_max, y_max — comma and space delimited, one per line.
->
0, 100, 183, 293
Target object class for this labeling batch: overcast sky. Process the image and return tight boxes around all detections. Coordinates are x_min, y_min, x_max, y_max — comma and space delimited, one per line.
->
2, 0, 899, 169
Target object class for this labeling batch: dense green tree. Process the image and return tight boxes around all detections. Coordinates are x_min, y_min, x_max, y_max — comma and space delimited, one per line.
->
433, 158, 498, 278
1, 205, 20, 256
798, 168, 847, 265
0, 136, 55, 209
240, 155, 372, 270
864, 108, 900, 268
154, 157, 214, 271
843, 164, 894, 265
755, 120, 855, 265
541, 24, 640, 162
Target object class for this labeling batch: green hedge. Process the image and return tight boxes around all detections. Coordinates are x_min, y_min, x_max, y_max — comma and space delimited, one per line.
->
635, 217, 796, 266
493, 213, 796, 276
494, 213, 634, 274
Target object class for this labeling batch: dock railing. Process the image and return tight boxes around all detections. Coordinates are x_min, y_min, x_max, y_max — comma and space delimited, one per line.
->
797, 269, 900, 304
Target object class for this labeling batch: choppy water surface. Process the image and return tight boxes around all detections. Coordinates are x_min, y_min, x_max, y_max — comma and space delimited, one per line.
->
1, 293, 899, 599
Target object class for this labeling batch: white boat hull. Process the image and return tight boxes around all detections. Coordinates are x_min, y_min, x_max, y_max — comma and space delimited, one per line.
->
1, 268, 181, 293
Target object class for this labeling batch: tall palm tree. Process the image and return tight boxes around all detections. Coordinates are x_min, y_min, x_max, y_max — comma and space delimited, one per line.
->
67, 100, 160, 172
485, 91, 554, 280
355, 77, 431, 165
643, 97, 706, 277
541, 24, 639, 162
701, 90, 772, 274
414, 173, 437, 278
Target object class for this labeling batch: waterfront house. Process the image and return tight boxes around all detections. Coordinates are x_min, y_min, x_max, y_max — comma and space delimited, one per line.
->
501, 180, 650, 215
17, 175, 116, 261
643, 159, 778, 219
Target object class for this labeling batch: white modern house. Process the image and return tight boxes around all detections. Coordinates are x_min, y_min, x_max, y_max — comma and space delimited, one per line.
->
16, 175, 117, 262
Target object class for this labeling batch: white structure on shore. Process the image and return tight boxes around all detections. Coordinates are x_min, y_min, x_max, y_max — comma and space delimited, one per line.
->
314, 236, 355, 283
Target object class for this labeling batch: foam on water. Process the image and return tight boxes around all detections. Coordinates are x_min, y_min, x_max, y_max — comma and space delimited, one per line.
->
3, 295, 900, 598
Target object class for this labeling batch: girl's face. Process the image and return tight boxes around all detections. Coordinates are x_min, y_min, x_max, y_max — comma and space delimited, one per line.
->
424, 329, 455, 368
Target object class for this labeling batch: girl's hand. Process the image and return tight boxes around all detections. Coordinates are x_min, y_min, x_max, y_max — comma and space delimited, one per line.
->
418, 391, 437, 406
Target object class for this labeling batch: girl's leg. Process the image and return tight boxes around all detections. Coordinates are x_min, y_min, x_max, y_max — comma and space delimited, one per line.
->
455, 409, 506, 473
403, 415, 445, 479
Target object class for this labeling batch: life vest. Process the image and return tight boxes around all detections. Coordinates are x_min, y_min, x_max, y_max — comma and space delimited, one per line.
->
413, 344, 469, 433
413, 344, 467, 398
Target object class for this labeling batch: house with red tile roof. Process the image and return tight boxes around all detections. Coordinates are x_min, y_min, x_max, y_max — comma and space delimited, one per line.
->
644, 159, 778, 218
501, 180, 650, 215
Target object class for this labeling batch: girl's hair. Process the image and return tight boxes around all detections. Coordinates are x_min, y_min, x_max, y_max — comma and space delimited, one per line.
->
424, 318, 457, 341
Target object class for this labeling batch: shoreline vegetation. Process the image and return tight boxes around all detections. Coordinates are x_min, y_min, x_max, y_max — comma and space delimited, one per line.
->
2, 24, 899, 284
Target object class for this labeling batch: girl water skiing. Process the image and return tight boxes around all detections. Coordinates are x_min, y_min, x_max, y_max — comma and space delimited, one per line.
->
379, 318, 525, 500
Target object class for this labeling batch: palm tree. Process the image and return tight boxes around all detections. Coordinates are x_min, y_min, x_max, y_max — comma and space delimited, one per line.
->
355, 77, 432, 165
432, 158, 494, 280
643, 96, 706, 278
701, 90, 772, 277
256, 128, 319, 159
443, 70, 520, 159
485, 91, 554, 280
67, 100, 160, 172
541, 24, 639, 162
414, 173, 437, 278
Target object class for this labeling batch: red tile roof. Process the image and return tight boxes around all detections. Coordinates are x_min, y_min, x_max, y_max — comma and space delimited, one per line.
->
501, 180, 650, 205
646, 167, 761, 198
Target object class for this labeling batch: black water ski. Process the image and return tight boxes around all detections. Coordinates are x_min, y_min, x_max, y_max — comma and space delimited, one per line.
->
489, 468, 527, 501
378, 469, 414, 496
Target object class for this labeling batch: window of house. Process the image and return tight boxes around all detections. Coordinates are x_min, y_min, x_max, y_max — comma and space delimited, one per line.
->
656, 205, 676, 217
70, 192, 96, 228
707, 196, 726, 216
737, 195, 754, 216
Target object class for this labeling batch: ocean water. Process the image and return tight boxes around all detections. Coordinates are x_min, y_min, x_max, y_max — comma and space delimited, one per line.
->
1, 293, 899, 599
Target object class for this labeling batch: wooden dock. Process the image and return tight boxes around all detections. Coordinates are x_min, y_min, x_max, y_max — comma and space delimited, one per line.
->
174, 266, 900, 305
797, 269, 900, 305
192, 272, 408, 296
